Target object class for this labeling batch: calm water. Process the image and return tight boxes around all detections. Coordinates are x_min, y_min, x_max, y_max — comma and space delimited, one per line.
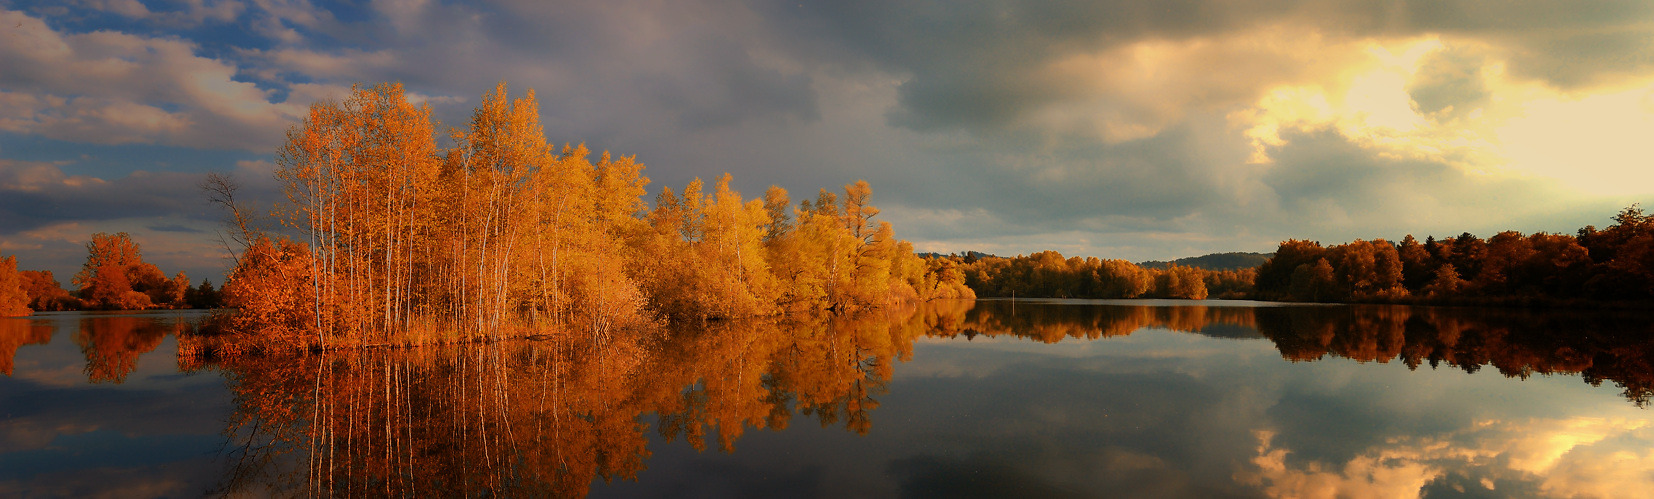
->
2, 301, 1652, 497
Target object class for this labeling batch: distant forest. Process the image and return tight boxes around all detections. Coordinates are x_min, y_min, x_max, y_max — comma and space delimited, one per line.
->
932, 204, 1653, 306
1140, 252, 1271, 271
938, 251, 1255, 300
1253, 205, 1654, 305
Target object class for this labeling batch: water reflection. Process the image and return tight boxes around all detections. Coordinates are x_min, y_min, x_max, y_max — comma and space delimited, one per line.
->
2, 313, 196, 383
1, 312, 226, 498
1252, 305, 1654, 406
6, 302, 1652, 497
75, 316, 186, 384
203, 308, 928, 497
193, 301, 1654, 496
936, 300, 1654, 406
922, 299, 1262, 342
0, 318, 52, 376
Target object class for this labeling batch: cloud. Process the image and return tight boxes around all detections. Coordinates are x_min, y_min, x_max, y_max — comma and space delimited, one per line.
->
1248, 127, 1589, 239
0, 9, 300, 151
0, 160, 208, 234
8, 0, 1654, 264
1407, 44, 1493, 121
774, 0, 1654, 135
0, 158, 244, 281
147, 224, 205, 233
1238, 417, 1654, 499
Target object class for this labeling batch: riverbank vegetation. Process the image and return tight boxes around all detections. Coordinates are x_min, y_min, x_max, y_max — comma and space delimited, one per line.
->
943, 205, 1651, 307
200, 82, 969, 353
1254, 205, 1654, 305
0, 234, 220, 316
953, 251, 1256, 300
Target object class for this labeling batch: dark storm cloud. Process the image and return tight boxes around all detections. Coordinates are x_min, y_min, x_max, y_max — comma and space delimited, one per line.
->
0, 160, 206, 234
894, 121, 1238, 228
248, 0, 821, 136
765, 0, 1275, 133
147, 224, 205, 233
645, 38, 821, 130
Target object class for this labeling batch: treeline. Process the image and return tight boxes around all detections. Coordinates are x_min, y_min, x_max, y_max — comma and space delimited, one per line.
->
1255, 205, 1654, 304
953, 250, 1256, 300
217, 82, 969, 350
0, 233, 222, 316
948, 204, 1653, 305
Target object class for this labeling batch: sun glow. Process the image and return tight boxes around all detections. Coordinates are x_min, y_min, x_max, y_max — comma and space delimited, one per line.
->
1234, 34, 1654, 196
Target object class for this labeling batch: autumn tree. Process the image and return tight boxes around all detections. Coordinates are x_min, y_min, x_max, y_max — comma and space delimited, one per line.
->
1288, 258, 1339, 302
221, 236, 317, 349
202, 171, 264, 266
1255, 240, 1326, 299
1152, 264, 1209, 300
218, 80, 969, 348
1097, 259, 1153, 298
1246, 205, 1654, 303
0, 255, 30, 317
19, 270, 79, 311
1397, 235, 1432, 290
72, 233, 160, 310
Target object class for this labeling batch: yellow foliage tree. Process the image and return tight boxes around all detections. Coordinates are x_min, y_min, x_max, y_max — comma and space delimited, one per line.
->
223, 81, 958, 348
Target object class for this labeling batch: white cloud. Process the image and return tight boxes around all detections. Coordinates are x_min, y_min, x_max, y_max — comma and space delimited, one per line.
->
0, 9, 301, 151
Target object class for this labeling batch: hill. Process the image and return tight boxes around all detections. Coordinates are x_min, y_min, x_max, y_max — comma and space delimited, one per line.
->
1139, 252, 1271, 271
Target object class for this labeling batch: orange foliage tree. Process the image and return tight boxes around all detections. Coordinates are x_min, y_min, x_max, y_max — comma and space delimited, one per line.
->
70, 232, 188, 310
20, 270, 79, 311
220, 236, 317, 350
0, 254, 31, 317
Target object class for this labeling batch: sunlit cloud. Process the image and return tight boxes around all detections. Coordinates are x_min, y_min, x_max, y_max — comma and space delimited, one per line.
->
1235, 33, 1654, 200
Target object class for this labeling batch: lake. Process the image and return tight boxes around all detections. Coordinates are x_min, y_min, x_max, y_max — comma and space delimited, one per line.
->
2, 301, 1651, 497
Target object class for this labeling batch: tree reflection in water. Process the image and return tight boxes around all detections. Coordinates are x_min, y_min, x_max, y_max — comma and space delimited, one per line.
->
187, 300, 1654, 496
0, 317, 53, 376
931, 301, 1654, 406
1, 314, 192, 382
76, 315, 182, 383
200, 306, 926, 497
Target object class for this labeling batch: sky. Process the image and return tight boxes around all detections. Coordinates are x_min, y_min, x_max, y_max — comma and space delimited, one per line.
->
2, 0, 1653, 284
